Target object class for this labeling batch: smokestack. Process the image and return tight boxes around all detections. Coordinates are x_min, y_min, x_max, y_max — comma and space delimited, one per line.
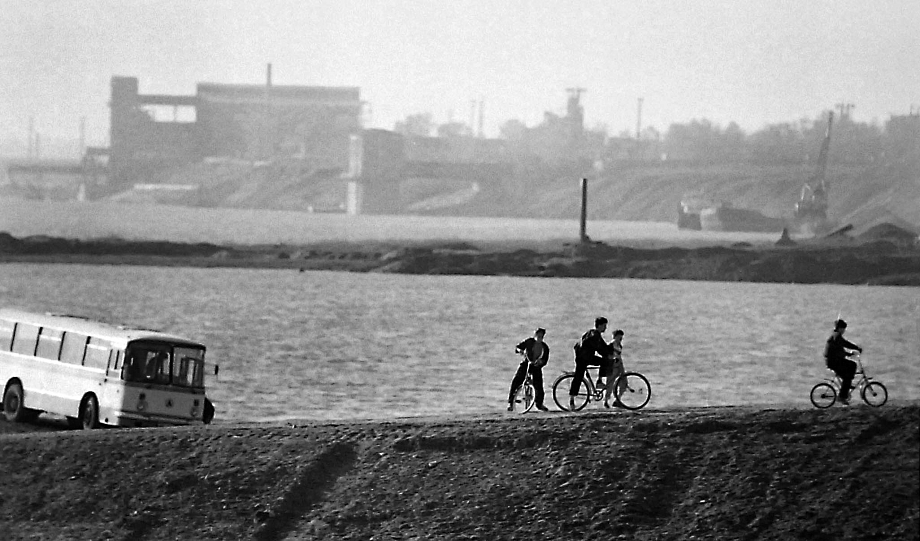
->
27, 116, 34, 158
266, 63, 272, 88
580, 178, 589, 243
79, 116, 86, 157
478, 99, 484, 138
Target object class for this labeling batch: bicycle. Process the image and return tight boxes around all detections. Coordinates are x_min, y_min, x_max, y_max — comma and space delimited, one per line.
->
510, 355, 539, 413
809, 353, 888, 408
552, 365, 651, 411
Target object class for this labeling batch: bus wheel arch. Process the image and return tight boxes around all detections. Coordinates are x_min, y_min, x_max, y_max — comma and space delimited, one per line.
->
79, 393, 100, 430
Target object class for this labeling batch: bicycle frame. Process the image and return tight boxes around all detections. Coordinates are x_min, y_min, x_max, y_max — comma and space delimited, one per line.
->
511, 354, 538, 413
563, 365, 625, 403
822, 354, 872, 393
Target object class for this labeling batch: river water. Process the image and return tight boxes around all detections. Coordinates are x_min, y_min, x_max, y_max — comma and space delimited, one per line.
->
0, 263, 917, 423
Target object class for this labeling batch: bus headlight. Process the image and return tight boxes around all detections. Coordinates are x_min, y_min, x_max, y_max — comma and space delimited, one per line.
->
190, 405, 200, 417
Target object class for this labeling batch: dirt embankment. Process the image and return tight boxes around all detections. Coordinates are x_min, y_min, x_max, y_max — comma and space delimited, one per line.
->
2, 228, 919, 286
0, 405, 917, 541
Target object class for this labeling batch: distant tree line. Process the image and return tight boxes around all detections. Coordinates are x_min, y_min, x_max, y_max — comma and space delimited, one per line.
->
659, 115, 888, 165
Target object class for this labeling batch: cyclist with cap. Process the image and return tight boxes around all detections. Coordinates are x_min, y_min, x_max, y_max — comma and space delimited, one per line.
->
569, 317, 614, 411
824, 319, 863, 404
507, 327, 550, 411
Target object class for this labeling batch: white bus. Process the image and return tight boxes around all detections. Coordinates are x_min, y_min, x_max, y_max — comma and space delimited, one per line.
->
0, 309, 215, 429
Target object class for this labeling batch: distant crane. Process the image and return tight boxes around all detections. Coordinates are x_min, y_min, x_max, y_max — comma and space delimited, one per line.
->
794, 111, 834, 233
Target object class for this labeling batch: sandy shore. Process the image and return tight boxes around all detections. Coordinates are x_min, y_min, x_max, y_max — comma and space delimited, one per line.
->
0, 404, 917, 540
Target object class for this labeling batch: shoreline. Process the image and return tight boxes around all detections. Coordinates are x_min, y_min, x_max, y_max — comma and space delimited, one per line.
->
1, 404, 917, 540
2, 231, 919, 285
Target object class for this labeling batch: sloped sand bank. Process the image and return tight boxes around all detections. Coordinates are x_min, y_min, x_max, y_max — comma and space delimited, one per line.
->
1, 404, 917, 540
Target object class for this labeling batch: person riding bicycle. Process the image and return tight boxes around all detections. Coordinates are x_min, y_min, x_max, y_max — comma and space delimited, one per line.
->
508, 327, 550, 411
569, 317, 613, 410
824, 319, 862, 405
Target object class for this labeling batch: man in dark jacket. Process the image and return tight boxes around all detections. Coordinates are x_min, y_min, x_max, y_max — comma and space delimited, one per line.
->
507, 328, 550, 411
824, 319, 862, 404
569, 317, 613, 410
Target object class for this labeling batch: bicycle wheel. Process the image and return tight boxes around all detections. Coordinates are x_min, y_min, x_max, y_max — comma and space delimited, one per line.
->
612, 372, 651, 410
810, 382, 836, 408
552, 374, 590, 412
861, 381, 888, 407
513, 381, 536, 413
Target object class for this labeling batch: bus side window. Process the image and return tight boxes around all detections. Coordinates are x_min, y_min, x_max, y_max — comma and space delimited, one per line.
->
11, 323, 39, 356
36, 327, 64, 360
60, 333, 89, 365
84, 337, 111, 370
0, 319, 14, 351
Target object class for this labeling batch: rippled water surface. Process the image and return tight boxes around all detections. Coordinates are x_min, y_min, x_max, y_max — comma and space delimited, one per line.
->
1, 264, 918, 422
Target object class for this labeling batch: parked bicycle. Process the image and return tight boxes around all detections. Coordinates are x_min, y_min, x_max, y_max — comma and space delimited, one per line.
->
552, 366, 651, 411
810, 353, 888, 408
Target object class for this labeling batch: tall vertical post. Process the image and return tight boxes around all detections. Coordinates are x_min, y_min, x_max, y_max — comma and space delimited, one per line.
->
636, 97, 644, 140
79, 116, 86, 157
27, 116, 34, 158
580, 177, 589, 243
478, 99, 484, 138
263, 63, 272, 160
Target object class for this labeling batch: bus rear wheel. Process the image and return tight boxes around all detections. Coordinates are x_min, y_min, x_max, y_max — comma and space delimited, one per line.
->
80, 395, 100, 430
3, 382, 26, 422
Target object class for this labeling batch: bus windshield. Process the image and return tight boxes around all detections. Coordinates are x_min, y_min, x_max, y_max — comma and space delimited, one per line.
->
123, 343, 205, 388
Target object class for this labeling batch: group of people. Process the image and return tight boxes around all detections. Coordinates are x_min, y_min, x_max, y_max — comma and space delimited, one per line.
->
507, 316, 864, 412
507, 316, 628, 412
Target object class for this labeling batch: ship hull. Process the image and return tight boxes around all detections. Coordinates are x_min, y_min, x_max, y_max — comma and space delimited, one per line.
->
699, 206, 786, 233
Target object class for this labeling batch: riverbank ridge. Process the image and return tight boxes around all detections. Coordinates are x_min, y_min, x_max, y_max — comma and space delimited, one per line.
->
1, 225, 919, 285
0, 404, 917, 540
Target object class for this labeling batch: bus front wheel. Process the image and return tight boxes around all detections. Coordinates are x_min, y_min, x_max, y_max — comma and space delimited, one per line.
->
203, 398, 215, 425
80, 395, 100, 430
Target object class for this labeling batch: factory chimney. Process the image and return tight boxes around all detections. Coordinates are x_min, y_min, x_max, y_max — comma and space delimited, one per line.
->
636, 97, 643, 140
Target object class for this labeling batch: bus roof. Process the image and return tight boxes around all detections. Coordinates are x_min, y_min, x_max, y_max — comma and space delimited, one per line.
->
0, 308, 205, 349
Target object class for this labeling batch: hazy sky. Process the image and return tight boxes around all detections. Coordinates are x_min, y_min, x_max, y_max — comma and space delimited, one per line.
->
2, 0, 918, 147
